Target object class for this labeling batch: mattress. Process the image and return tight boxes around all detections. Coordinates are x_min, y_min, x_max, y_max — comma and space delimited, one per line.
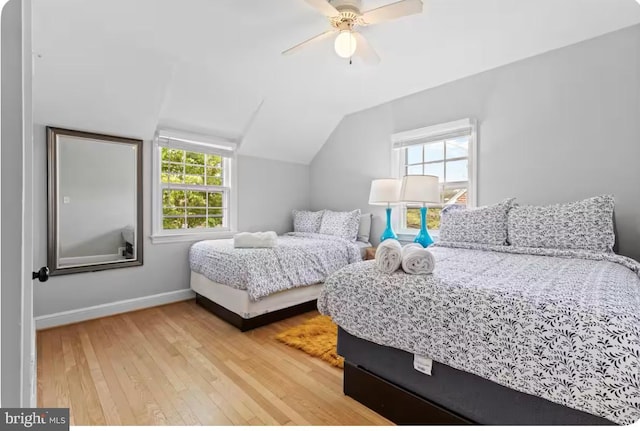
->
190, 271, 322, 319
189, 232, 362, 300
338, 327, 612, 425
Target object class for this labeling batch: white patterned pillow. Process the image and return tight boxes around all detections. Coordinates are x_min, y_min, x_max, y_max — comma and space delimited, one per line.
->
507, 195, 615, 252
319, 209, 361, 242
439, 198, 515, 245
292, 210, 324, 233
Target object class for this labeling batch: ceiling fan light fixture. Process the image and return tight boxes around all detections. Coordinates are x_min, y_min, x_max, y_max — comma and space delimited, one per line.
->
334, 30, 357, 58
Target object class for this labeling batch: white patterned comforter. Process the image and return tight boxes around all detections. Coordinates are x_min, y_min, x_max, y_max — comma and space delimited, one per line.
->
318, 242, 640, 425
189, 232, 362, 301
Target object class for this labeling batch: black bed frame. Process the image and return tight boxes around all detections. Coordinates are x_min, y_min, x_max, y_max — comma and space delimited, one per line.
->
344, 362, 474, 425
195, 293, 317, 332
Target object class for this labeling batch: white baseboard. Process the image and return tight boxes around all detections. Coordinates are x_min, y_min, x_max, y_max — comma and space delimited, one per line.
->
35, 289, 195, 330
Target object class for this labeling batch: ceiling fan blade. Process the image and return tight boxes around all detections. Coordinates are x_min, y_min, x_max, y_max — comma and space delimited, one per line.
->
282, 30, 336, 55
361, 0, 423, 25
353, 32, 380, 65
303, 0, 340, 17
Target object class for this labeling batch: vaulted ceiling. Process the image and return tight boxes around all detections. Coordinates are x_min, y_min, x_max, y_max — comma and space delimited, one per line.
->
32, 0, 640, 164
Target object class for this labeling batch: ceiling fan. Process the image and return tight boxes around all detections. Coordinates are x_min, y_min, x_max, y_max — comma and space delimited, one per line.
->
283, 0, 424, 64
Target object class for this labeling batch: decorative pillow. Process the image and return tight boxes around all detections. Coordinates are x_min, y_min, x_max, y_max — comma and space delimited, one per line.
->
507, 195, 615, 252
319, 209, 361, 242
439, 198, 515, 245
292, 210, 324, 233
357, 213, 372, 243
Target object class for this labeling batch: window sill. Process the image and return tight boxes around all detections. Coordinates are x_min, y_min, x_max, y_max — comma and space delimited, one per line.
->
150, 231, 236, 245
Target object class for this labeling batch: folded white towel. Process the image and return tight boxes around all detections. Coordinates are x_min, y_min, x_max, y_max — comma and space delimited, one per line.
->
402, 247, 436, 275
233, 231, 278, 248
375, 239, 403, 273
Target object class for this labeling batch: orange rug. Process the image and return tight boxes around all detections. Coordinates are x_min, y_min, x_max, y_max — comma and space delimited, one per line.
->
275, 315, 344, 369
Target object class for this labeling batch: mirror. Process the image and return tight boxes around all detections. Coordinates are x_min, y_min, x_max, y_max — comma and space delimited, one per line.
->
47, 127, 143, 275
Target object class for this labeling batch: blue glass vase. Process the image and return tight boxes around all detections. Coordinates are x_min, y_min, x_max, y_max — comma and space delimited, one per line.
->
380, 207, 398, 242
414, 206, 434, 247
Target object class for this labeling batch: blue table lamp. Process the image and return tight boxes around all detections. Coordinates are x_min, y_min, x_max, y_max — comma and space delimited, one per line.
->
368, 179, 401, 242
400, 175, 441, 247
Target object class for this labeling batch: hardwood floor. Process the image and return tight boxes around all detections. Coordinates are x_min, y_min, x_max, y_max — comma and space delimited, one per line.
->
37, 300, 392, 426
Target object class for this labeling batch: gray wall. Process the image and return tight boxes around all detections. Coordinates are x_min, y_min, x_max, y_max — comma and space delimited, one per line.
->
1, 0, 23, 407
238, 155, 310, 234
58, 137, 137, 257
33, 128, 310, 317
310, 24, 640, 260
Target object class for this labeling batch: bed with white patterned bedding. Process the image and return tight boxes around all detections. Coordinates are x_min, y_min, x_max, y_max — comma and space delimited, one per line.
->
318, 242, 640, 425
189, 232, 362, 301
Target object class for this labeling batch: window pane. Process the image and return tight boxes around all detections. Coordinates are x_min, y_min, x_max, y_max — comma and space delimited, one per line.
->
208, 208, 224, 216
206, 166, 222, 177
184, 174, 205, 185
187, 207, 207, 216
427, 208, 442, 230
162, 161, 182, 174
187, 217, 207, 229
206, 154, 222, 167
162, 172, 184, 184
424, 162, 444, 182
163, 206, 183, 216
186, 191, 207, 207
425, 142, 444, 162
162, 189, 185, 207
445, 159, 468, 183
161, 148, 184, 163
185, 151, 205, 165
407, 146, 422, 165
185, 164, 204, 176
405, 207, 442, 230
207, 217, 223, 228
208, 192, 223, 207
406, 208, 421, 229
163, 217, 184, 230
446, 138, 469, 158
406, 164, 423, 175
443, 187, 469, 206
206, 173, 223, 186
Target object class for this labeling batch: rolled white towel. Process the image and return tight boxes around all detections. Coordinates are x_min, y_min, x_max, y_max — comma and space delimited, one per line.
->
402, 243, 424, 254
375, 239, 403, 274
233, 231, 278, 248
402, 247, 436, 275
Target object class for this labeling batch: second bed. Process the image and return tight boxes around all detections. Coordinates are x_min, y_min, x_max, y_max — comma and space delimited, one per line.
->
189, 231, 367, 330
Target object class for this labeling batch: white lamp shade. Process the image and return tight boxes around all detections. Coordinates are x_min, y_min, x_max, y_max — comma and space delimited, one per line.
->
368, 179, 401, 205
400, 175, 440, 204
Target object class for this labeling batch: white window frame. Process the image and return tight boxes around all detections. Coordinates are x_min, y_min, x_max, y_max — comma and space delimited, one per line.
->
150, 128, 238, 244
390, 118, 478, 236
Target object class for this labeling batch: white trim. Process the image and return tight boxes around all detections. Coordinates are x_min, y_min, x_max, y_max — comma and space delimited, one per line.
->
150, 230, 236, 244
34, 289, 196, 330
21, 0, 35, 408
157, 127, 236, 154
392, 118, 474, 144
469, 119, 479, 207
